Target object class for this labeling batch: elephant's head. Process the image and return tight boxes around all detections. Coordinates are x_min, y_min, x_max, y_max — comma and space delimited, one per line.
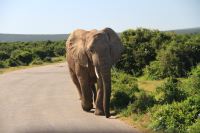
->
67, 28, 123, 118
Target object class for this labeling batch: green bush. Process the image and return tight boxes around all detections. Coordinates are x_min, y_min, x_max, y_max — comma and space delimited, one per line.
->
116, 28, 200, 78
190, 64, 200, 77
11, 50, 33, 65
121, 91, 156, 116
32, 48, 48, 60
8, 58, 21, 66
51, 56, 65, 62
0, 61, 7, 68
43, 56, 52, 62
155, 77, 186, 104
116, 28, 173, 76
181, 65, 200, 97
150, 96, 200, 133
31, 58, 43, 65
188, 119, 200, 133
0, 51, 9, 60
130, 91, 156, 114
144, 61, 163, 79
111, 70, 139, 109
144, 40, 200, 79
111, 89, 130, 109
146, 48, 181, 79
54, 46, 65, 56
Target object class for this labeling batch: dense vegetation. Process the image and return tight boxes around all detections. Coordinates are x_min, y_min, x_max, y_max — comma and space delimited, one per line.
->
111, 28, 200, 133
117, 28, 200, 78
0, 40, 65, 68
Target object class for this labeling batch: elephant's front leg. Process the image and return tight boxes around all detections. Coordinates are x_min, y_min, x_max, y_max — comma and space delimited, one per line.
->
77, 67, 93, 112
91, 84, 97, 105
95, 78, 104, 115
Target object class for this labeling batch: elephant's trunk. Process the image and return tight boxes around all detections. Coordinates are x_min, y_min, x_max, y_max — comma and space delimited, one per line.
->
100, 66, 111, 118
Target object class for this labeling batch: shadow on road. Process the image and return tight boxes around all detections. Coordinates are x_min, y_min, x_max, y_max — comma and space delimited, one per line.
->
87, 109, 118, 119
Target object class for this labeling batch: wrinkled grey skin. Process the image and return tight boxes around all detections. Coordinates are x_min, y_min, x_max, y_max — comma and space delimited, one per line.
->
66, 28, 123, 118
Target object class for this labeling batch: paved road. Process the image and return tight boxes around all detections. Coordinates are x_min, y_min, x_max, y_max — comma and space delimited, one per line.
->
0, 63, 139, 133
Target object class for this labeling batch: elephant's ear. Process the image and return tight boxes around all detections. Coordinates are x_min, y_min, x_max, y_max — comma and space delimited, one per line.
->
66, 30, 88, 67
103, 28, 124, 65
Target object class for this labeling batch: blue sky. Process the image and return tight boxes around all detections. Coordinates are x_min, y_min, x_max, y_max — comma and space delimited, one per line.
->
0, 0, 199, 34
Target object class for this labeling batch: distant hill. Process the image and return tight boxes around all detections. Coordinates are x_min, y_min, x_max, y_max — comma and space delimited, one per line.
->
165, 27, 200, 34
1, 27, 200, 42
0, 34, 68, 42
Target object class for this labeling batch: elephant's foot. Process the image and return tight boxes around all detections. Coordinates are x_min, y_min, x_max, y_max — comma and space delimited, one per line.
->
94, 109, 105, 116
82, 103, 93, 112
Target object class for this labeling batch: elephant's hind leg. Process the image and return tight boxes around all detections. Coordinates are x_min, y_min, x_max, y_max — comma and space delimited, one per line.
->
69, 68, 82, 100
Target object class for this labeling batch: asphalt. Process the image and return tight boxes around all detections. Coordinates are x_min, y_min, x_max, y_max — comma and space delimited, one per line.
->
0, 63, 140, 133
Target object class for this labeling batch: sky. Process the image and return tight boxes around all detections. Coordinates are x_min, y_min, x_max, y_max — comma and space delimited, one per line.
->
0, 0, 200, 34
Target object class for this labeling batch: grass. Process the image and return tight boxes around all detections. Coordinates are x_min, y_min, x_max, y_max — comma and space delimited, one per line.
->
119, 76, 189, 132
119, 113, 154, 133
0, 56, 65, 74
137, 76, 164, 92
115, 76, 165, 132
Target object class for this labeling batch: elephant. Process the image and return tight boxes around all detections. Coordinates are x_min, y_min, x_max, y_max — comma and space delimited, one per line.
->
66, 28, 123, 118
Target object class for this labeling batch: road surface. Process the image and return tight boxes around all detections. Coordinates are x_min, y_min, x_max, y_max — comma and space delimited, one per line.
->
0, 63, 139, 133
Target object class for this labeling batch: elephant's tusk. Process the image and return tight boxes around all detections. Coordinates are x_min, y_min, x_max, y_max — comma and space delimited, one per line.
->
94, 67, 99, 79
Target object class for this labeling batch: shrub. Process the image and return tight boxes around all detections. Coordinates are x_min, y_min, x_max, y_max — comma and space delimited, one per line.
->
32, 48, 48, 60
18, 51, 33, 65
0, 51, 9, 60
111, 70, 156, 113
31, 59, 43, 65
155, 77, 186, 104
181, 65, 200, 97
120, 104, 135, 117
144, 61, 163, 80
144, 47, 182, 79
54, 46, 65, 56
11, 50, 33, 65
112, 70, 139, 97
111, 89, 130, 109
8, 58, 21, 66
144, 40, 200, 79
0, 61, 7, 68
51, 56, 64, 62
130, 91, 156, 114
150, 96, 200, 133
111, 70, 139, 109
121, 91, 156, 116
190, 64, 200, 77
43, 56, 52, 62
116, 28, 173, 76
188, 119, 200, 133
